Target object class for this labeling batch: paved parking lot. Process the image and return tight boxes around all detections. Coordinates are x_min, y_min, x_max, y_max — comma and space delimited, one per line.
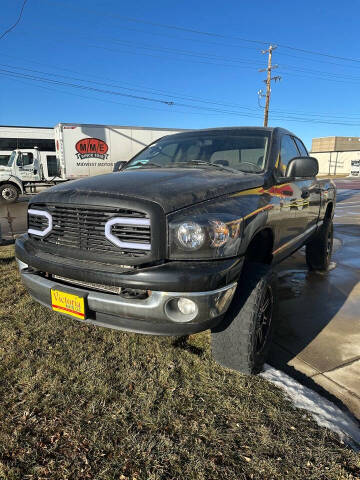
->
2, 179, 360, 418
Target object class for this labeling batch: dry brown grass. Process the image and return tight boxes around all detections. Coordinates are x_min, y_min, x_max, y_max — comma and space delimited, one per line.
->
0, 245, 359, 479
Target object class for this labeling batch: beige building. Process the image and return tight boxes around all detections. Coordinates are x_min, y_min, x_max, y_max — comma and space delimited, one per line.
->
311, 136, 360, 176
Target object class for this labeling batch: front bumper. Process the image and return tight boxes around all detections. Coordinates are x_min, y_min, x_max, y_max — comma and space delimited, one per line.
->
15, 234, 244, 292
17, 259, 237, 336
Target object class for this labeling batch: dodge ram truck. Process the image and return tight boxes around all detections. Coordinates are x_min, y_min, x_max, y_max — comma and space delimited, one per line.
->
15, 127, 336, 374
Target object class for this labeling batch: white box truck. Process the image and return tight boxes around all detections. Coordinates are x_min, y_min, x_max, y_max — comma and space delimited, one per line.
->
0, 123, 184, 203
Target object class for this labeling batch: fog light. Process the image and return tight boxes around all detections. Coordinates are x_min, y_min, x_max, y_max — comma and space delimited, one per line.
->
165, 297, 199, 322
177, 297, 197, 315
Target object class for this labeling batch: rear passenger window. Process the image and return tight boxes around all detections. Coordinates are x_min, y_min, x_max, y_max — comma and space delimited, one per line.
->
278, 135, 299, 176
294, 138, 308, 157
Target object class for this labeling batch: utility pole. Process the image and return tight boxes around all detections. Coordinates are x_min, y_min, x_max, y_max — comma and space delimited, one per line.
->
259, 45, 281, 127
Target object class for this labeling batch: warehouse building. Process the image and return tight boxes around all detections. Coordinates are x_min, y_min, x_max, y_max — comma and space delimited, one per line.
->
311, 136, 360, 176
0, 125, 55, 166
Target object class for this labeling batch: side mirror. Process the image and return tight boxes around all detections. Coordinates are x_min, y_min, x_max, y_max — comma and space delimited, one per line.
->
113, 160, 127, 172
286, 156, 318, 178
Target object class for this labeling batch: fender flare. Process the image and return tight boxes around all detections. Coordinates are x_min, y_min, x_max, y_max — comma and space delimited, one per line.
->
238, 213, 274, 257
0, 176, 24, 194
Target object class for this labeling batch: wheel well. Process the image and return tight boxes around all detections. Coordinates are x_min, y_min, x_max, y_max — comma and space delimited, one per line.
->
0, 181, 21, 192
245, 228, 274, 265
325, 202, 333, 220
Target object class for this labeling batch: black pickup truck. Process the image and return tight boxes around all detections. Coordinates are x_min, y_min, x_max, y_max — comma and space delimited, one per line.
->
15, 127, 336, 374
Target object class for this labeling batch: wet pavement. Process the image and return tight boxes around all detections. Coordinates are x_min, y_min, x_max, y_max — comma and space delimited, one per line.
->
269, 178, 360, 419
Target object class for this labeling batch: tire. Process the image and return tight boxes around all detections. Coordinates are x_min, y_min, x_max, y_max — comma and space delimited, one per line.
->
0, 183, 19, 203
211, 263, 278, 375
305, 218, 333, 272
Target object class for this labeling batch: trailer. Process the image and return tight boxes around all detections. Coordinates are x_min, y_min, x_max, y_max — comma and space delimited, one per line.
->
54, 123, 185, 179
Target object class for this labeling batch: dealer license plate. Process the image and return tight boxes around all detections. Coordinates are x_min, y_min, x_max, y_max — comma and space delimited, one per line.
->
51, 289, 86, 319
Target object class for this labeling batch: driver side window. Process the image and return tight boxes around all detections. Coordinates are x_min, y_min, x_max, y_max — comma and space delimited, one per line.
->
17, 152, 34, 167
277, 135, 299, 177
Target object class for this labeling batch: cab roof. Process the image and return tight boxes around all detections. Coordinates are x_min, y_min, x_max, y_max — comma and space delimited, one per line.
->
163, 126, 297, 139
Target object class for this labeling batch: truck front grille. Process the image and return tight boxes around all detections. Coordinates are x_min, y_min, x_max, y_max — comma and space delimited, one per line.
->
28, 204, 151, 258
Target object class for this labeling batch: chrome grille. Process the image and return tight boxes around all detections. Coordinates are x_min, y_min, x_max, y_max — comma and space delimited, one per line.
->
53, 275, 123, 294
28, 212, 48, 230
29, 204, 151, 257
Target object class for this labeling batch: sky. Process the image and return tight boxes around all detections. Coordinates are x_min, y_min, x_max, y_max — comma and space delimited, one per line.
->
1, 0, 360, 149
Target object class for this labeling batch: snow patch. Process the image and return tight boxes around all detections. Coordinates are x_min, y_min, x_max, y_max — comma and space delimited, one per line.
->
261, 365, 360, 449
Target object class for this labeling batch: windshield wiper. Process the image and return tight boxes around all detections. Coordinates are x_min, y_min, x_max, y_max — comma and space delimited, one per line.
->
168, 160, 239, 173
126, 161, 162, 169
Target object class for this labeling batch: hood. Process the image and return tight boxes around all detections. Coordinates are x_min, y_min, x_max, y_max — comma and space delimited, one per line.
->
32, 168, 264, 213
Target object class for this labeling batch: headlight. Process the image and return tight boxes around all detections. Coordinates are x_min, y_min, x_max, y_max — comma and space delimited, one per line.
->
177, 222, 205, 250
168, 202, 243, 260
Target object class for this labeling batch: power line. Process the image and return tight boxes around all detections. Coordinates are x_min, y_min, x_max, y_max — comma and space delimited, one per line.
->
5, 76, 224, 117
7, 26, 360, 86
3, 27, 263, 70
0, 67, 175, 105
276, 50, 360, 70
5, 22, 360, 84
0, 0, 29, 41
50, 1, 268, 46
0, 62, 264, 113
2, 66, 360, 126
3, 60, 360, 123
110, 15, 360, 64
49, 1, 360, 65
0, 70, 267, 120
276, 43, 360, 64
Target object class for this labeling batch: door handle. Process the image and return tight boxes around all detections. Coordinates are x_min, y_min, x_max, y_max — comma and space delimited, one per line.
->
301, 190, 310, 199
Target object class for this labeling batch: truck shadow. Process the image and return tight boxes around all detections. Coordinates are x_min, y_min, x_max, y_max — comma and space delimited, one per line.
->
267, 223, 360, 412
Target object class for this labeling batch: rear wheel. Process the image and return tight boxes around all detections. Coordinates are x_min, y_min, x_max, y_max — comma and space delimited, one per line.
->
0, 183, 19, 203
211, 263, 277, 375
306, 219, 333, 271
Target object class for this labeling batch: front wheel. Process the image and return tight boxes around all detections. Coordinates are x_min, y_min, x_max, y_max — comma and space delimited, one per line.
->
305, 219, 333, 271
0, 183, 19, 203
211, 263, 278, 375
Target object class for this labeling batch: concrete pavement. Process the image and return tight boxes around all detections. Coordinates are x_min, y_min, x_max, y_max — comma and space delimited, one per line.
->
0, 196, 29, 242
269, 178, 360, 419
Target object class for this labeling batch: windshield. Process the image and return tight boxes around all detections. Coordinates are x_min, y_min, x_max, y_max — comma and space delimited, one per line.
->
8, 151, 16, 167
125, 132, 269, 173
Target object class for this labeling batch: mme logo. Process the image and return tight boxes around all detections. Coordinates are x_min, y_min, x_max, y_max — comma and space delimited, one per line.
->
75, 138, 109, 160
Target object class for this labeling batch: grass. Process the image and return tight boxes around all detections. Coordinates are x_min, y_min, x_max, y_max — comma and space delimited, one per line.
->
0, 245, 359, 480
